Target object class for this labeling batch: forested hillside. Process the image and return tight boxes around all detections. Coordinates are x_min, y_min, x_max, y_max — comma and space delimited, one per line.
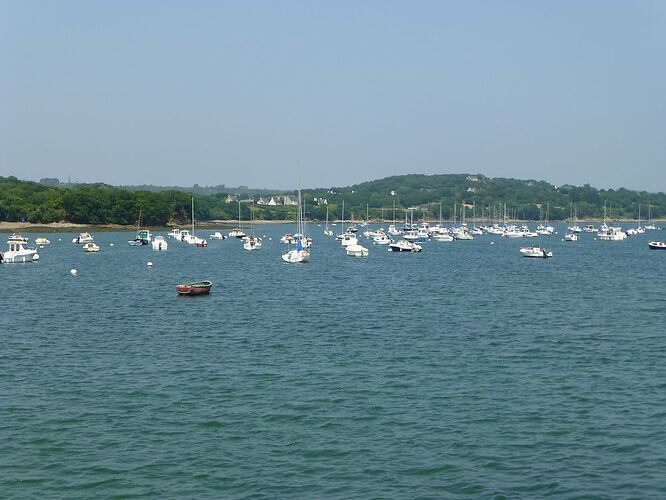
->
1, 174, 663, 225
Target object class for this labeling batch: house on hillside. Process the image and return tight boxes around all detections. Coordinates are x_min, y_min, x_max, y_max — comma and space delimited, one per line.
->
256, 197, 268, 205
283, 195, 298, 206
267, 196, 280, 206
225, 195, 237, 203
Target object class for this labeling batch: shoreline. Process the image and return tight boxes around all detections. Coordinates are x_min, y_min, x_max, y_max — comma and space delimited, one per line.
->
1, 218, 663, 232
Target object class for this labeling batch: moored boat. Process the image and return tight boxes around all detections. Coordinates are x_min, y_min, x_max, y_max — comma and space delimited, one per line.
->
152, 235, 168, 251
1, 236, 39, 263
520, 246, 553, 258
72, 232, 94, 244
176, 280, 213, 296
83, 242, 100, 252
346, 243, 369, 257
388, 240, 422, 252
648, 241, 666, 250
35, 237, 51, 246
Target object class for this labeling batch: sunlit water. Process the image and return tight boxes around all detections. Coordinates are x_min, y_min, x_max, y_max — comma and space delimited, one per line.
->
2, 224, 665, 498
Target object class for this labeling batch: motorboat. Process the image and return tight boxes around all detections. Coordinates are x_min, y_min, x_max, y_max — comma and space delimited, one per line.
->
194, 237, 208, 247
179, 229, 190, 241
35, 237, 51, 246
648, 241, 666, 250
564, 233, 579, 241
568, 225, 582, 233
340, 233, 358, 247
209, 232, 226, 240
72, 232, 94, 244
152, 235, 168, 251
520, 246, 552, 258
243, 236, 262, 251
83, 242, 100, 253
387, 224, 401, 236
583, 224, 597, 233
346, 243, 369, 257
388, 240, 422, 252
373, 233, 392, 245
432, 232, 454, 242
176, 280, 213, 296
228, 228, 246, 239
598, 227, 627, 241
168, 228, 182, 239
1, 236, 39, 263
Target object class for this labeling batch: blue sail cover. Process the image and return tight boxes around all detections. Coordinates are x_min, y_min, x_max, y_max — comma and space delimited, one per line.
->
297, 239, 303, 251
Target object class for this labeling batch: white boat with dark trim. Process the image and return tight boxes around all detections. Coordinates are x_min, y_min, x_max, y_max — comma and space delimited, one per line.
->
373, 233, 391, 245
389, 240, 422, 252
520, 246, 552, 258
72, 232, 94, 244
1, 236, 39, 263
648, 241, 666, 250
564, 233, 579, 242
209, 231, 226, 240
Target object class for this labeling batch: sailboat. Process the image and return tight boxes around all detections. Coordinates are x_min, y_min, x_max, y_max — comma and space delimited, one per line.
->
229, 200, 247, 238
243, 201, 262, 251
324, 206, 333, 236
282, 187, 310, 263
128, 208, 152, 245
185, 197, 207, 246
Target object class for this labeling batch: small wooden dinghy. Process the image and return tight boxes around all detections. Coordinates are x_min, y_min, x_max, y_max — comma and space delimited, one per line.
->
176, 280, 213, 296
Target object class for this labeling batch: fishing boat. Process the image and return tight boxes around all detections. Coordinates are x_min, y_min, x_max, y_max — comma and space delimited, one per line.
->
151, 235, 168, 251
564, 233, 579, 242
209, 231, 226, 240
1, 235, 39, 263
648, 241, 666, 250
35, 237, 51, 246
176, 280, 213, 296
282, 186, 310, 263
520, 246, 553, 258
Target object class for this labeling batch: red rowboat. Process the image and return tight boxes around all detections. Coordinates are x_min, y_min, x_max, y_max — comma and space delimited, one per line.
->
176, 280, 213, 296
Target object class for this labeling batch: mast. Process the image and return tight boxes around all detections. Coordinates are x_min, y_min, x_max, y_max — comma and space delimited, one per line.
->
341, 200, 345, 234
191, 197, 195, 236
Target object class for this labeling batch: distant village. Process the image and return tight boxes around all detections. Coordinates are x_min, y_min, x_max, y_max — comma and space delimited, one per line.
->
225, 194, 329, 207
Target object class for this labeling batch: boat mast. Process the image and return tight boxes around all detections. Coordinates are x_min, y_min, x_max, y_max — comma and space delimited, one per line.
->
191, 197, 195, 236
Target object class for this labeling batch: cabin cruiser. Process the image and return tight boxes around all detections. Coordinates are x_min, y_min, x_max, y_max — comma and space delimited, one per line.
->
387, 224, 401, 236
72, 232, 94, 244
597, 227, 627, 241
209, 232, 226, 240
346, 243, 369, 257
129, 229, 151, 246
243, 236, 262, 251
648, 241, 666, 250
1, 235, 39, 263
168, 228, 182, 239
340, 233, 358, 247
388, 240, 422, 252
583, 224, 597, 233
152, 235, 168, 251
83, 242, 100, 252
564, 233, 579, 241
520, 246, 553, 258
228, 228, 246, 238
373, 233, 392, 245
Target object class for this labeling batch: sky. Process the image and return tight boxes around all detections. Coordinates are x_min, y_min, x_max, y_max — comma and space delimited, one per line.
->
1, 0, 665, 192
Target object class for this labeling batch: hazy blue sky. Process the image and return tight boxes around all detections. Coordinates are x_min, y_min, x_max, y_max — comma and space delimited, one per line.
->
1, 1, 664, 191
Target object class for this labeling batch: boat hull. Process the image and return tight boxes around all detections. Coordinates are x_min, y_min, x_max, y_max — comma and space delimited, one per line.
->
176, 281, 213, 295
648, 241, 666, 250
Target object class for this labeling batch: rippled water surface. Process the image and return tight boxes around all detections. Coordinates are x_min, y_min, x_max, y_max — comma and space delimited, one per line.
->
2, 224, 666, 498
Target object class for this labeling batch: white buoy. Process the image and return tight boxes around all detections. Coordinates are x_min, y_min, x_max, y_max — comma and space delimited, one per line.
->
58, 238, 62, 241
70, 269, 77, 275
110, 243, 114, 247
490, 241, 494, 245
147, 262, 153, 267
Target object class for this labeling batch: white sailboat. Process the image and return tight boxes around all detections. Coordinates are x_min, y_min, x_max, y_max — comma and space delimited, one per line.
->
243, 201, 262, 251
282, 187, 310, 263
324, 206, 333, 236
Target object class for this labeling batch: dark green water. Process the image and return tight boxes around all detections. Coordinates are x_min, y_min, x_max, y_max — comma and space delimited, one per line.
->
2, 225, 665, 498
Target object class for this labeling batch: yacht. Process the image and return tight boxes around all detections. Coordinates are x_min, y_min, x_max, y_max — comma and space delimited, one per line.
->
373, 233, 392, 245
1, 236, 39, 263
340, 233, 358, 247
583, 224, 597, 233
168, 228, 182, 239
564, 233, 579, 242
387, 224, 401, 236
598, 227, 627, 241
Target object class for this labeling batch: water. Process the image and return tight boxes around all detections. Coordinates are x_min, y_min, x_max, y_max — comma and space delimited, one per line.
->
2, 225, 665, 498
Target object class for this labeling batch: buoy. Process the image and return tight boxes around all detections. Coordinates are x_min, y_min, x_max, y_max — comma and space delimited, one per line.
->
58, 238, 62, 241
110, 243, 114, 247
70, 269, 77, 275
147, 262, 153, 267
490, 241, 494, 245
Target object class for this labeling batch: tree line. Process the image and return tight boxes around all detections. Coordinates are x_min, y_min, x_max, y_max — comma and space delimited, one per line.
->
1, 174, 663, 225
